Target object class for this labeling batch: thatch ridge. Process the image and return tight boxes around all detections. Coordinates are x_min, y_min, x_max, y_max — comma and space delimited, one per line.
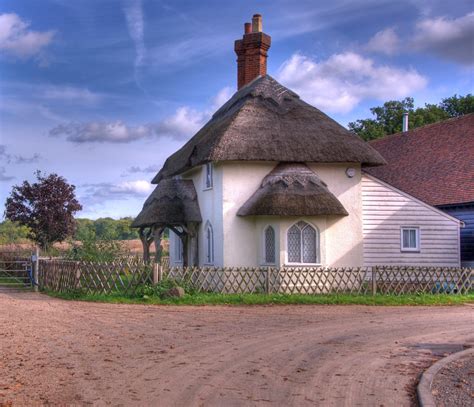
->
237, 163, 349, 217
152, 75, 386, 183
131, 179, 202, 228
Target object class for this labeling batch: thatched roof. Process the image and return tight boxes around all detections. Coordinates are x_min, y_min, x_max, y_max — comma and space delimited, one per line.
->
152, 75, 385, 183
131, 179, 201, 228
237, 163, 348, 217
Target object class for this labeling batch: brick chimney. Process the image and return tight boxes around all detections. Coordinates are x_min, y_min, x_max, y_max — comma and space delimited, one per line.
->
234, 14, 271, 90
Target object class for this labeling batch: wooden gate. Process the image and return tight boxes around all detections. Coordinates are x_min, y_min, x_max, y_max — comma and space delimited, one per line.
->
0, 251, 33, 290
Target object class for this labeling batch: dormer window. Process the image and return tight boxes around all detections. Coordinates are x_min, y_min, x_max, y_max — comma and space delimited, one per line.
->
204, 163, 213, 190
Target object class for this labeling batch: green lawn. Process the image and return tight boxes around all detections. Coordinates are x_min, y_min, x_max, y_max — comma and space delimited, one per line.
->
46, 291, 474, 306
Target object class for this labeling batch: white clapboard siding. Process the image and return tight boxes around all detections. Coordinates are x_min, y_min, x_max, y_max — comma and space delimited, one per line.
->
362, 174, 461, 267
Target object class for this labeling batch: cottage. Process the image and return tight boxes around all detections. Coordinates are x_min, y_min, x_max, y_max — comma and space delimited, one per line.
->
366, 114, 474, 267
133, 14, 462, 268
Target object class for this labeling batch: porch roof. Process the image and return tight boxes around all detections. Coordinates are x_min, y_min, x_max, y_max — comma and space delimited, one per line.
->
131, 179, 202, 228
237, 163, 348, 217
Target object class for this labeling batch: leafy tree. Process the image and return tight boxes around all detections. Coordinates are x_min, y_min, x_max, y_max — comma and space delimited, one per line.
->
4, 171, 82, 249
66, 235, 125, 262
75, 218, 96, 241
349, 94, 474, 141
0, 220, 31, 244
440, 94, 474, 117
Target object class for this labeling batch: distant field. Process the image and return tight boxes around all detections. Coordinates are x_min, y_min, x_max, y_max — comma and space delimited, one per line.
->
0, 239, 169, 256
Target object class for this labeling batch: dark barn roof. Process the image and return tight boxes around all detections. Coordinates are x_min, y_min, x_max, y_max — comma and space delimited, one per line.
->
152, 75, 386, 183
366, 114, 474, 206
237, 163, 348, 217
132, 179, 201, 228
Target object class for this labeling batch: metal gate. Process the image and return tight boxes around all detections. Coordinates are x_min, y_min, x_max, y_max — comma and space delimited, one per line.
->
0, 252, 33, 290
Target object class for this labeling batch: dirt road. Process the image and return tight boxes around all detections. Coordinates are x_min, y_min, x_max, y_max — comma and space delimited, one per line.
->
0, 291, 473, 406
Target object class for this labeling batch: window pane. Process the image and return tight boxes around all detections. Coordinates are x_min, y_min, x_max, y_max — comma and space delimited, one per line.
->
409, 229, 417, 248
287, 225, 301, 263
265, 227, 275, 264
402, 229, 410, 248
302, 226, 317, 263
206, 163, 213, 188
206, 226, 213, 263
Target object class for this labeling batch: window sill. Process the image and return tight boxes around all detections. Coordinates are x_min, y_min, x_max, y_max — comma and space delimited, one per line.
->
203, 187, 213, 191
284, 263, 322, 267
400, 249, 420, 253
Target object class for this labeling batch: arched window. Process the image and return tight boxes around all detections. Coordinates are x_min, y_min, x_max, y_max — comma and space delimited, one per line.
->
205, 222, 214, 264
287, 221, 319, 264
264, 226, 276, 264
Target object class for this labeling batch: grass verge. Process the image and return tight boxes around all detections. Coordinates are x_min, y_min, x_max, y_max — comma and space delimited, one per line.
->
46, 291, 474, 306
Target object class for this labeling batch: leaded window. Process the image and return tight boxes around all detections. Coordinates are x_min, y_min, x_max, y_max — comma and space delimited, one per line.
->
205, 222, 214, 264
287, 221, 319, 264
205, 163, 213, 189
264, 226, 276, 264
175, 234, 183, 262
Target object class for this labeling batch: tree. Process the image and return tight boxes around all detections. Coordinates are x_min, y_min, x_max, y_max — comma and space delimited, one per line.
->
4, 171, 82, 249
440, 94, 474, 117
349, 94, 474, 141
0, 220, 31, 244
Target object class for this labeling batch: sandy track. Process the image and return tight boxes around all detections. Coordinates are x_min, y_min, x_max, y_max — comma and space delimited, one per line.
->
0, 291, 473, 406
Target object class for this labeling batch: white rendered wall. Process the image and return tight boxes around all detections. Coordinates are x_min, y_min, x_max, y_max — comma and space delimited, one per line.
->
183, 164, 224, 267
362, 174, 461, 267
222, 162, 276, 267
308, 163, 364, 267
221, 162, 363, 267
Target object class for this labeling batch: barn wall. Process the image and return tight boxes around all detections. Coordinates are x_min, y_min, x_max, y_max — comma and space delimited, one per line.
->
361, 174, 461, 267
438, 203, 474, 267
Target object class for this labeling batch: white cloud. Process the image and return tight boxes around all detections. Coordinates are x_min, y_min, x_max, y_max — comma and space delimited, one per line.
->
80, 180, 153, 204
365, 28, 400, 55
49, 121, 154, 143
123, 0, 145, 86
0, 144, 41, 164
126, 165, 161, 174
277, 52, 427, 113
49, 86, 232, 143
412, 13, 474, 64
0, 13, 54, 59
154, 106, 207, 140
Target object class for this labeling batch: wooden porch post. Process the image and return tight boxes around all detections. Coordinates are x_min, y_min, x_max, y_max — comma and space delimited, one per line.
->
153, 227, 165, 264
139, 226, 154, 263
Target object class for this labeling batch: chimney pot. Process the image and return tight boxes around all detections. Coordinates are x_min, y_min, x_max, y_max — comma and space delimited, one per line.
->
402, 112, 409, 132
244, 22, 251, 34
252, 14, 262, 33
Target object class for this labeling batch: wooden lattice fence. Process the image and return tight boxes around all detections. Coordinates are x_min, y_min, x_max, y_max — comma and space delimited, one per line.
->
167, 266, 473, 295
37, 258, 473, 296
38, 258, 154, 295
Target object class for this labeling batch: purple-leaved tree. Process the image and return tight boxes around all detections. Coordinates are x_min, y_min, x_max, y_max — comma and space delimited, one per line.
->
4, 171, 82, 249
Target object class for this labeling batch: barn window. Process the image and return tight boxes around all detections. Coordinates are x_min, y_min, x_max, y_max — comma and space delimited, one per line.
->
263, 226, 276, 264
205, 222, 214, 264
287, 221, 319, 264
204, 163, 213, 189
401, 227, 420, 251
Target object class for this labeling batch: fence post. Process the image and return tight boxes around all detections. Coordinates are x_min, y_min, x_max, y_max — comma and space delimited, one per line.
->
266, 268, 270, 294
371, 266, 377, 296
33, 246, 39, 292
153, 263, 159, 284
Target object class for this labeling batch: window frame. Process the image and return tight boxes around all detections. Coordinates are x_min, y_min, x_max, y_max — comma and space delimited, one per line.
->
400, 226, 420, 252
262, 225, 276, 265
285, 221, 321, 266
204, 222, 214, 265
204, 162, 213, 190
174, 234, 183, 263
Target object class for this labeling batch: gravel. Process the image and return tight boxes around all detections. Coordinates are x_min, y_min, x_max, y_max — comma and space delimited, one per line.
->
431, 353, 474, 407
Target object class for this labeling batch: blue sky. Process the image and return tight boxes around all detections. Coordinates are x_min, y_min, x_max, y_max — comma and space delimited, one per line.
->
0, 0, 473, 219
